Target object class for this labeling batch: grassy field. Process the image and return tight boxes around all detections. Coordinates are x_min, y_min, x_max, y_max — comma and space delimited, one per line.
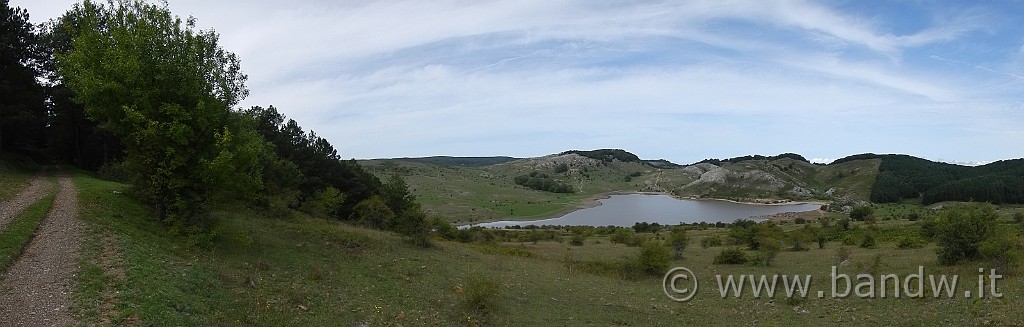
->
64, 170, 1024, 326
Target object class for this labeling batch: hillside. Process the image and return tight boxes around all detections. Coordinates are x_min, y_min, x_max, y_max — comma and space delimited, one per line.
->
362, 150, 882, 223
387, 156, 521, 167
834, 154, 1024, 204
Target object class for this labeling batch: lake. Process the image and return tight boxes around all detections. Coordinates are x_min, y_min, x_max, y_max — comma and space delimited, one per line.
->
468, 193, 821, 228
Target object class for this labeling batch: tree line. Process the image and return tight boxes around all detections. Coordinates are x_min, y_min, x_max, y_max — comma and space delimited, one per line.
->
0, 0, 430, 243
856, 154, 1024, 204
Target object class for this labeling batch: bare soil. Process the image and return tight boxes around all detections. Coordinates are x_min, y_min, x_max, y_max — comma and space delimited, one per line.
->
0, 173, 82, 326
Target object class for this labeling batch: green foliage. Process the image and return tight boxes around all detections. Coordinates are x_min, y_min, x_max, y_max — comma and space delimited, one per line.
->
560, 149, 641, 163
1015, 212, 1024, 224
351, 196, 394, 229
388, 209, 430, 247
700, 236, 722, 248
631, 221, 662, 233
513, 171, 574, 193
698, 153, 809, 166
569, 234, 585, 246
933, 204, 999, 265
57, 0, 247, 227
850, 206, 874, 221
667, 227, 689, 259
754, 238, 780, 266
713, 248, 748, 264
299, 187, 345, 218
860, 233, 877, 248
979, 230, 1022, 274
728, 220, 782, 250
554, 163, 569, 173
858, 153, 1024, 204
841, 234, 859, 246
380, 174, 418, 215
897, 235, 927, 249
609, 228, 636, 245
635, 241, 671, 276
242, 106, 380, 217
459, 273, 501, 316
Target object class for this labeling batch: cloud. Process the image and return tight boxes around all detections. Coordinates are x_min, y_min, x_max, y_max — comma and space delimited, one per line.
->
10, 0, 1023, 163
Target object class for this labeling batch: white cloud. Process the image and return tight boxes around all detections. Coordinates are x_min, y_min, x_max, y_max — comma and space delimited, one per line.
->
9, 0, 1023, 163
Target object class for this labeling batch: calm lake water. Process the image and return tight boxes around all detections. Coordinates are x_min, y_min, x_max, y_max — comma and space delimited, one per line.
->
469, 193, 821, 228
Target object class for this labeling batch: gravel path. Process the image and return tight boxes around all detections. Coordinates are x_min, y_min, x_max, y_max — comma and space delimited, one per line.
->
0, 172, 82, 326
0, 175, 51, 230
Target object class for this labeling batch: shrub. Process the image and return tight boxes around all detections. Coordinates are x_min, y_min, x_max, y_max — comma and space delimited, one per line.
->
667, 227, 689, 259
701, 236, 723, 248
351, 196, 394, 229
569, 234, 585, 246
713, 248, 748, 265
838, 218, 851, 230
933, 204, 998, 265
850, 206, 874, 221
979, 230, 1022, 274
841, 234, 859, 246
860, 233, 877, 249
897, 235, 926, 249
636, 241, 672, 276
908, 212, 920, 221
610, 228, 635, 245
459, 273, 501, 315
794, 217, 807, 224
755, 238, 781, 266
1014, 212, 1024, 224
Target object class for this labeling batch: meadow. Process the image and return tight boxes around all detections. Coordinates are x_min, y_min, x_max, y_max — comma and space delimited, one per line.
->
64, 169, 1024, 326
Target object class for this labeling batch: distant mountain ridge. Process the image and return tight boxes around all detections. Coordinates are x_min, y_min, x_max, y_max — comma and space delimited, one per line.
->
386, 156, 520, 167
368, 150, 1024, 214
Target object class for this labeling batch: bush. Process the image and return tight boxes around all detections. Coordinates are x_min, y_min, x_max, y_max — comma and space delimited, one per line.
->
897, 235, 926, 249
351, 195, 394, 229
979, 230, 1022, 274
860, 233, 877, 248
609, 228, 635, 244
713, 248, 748, 265
667, 227, 689, 259
569, 234, 585, 246
755, 238, 781, 266
459, 273, 501, 315
933, 204, 998, 265
1014, 212, 1024, 224
794, 217, 807, 224
841, 234, 859, 246
636, 241, 672, 277
838, 218, 851, 230
908, 212, 920, 221
850, 206, 874, 221
701, 236, 723, 248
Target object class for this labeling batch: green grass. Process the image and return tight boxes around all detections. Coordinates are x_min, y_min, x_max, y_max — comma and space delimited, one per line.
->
65, 170, 1024, 326
0, 187, 56, 272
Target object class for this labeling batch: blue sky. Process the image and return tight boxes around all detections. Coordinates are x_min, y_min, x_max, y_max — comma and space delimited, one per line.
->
15, 0, 1024, 164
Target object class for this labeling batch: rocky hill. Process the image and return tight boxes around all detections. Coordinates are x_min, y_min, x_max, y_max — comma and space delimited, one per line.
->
359, 150, 887, 222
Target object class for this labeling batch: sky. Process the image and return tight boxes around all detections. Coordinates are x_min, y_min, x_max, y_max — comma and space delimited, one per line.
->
13, 0, 1024, 165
